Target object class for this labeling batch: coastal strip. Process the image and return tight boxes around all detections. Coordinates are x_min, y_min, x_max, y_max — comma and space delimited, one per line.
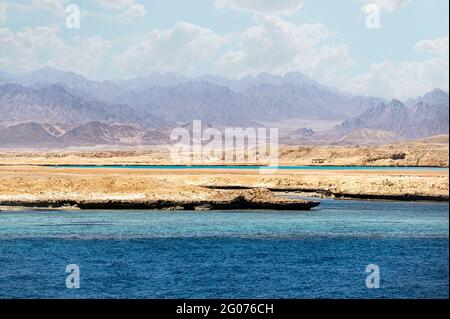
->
0, 165, 447, 209
205, 186, 450, 202
0, 189, 320, 211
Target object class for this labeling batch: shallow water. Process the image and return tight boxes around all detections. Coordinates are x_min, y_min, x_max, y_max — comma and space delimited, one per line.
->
0, 199, 448, 298
48, 164, 449, 172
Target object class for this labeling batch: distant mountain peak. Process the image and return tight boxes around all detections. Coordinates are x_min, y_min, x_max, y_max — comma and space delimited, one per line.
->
337, 90, 448, 139
406, 88, 449, 107
390, 99, 406, 107
34, 66, 60, 73
13, 66, 89, 87
424, 88, 448, 99
30, 66, 81, 77
431, 87, 448, 94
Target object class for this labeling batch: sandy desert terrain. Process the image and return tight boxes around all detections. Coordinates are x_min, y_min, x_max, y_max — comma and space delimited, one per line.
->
0, 142, 448, 209
0, 140, 448, 167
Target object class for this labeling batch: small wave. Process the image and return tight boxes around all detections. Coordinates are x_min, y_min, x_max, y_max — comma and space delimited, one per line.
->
35, 222, 114, 227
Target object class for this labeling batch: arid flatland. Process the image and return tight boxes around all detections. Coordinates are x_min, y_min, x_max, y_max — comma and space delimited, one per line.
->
0, 142, 448, 209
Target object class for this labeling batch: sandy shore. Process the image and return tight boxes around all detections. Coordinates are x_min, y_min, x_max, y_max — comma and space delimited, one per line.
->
0, 166, 325, 210
0, 142, 448, 209
0, 163, 448, 210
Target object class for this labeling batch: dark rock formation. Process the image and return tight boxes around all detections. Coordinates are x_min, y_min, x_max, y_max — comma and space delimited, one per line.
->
0, 188, 321, 210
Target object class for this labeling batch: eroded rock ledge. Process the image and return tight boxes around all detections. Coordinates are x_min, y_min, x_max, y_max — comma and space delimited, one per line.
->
204, 186, 449, 202
0, 189, 320, 211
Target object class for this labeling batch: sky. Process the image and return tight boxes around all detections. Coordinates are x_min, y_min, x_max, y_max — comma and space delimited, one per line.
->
0, 0, 448, 100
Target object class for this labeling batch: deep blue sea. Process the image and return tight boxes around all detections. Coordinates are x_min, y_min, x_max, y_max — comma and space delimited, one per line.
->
0, 199, 448, 299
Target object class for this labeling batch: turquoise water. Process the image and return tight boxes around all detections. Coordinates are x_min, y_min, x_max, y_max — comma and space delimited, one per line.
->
48, 165, 449, 171
0, 199, 448, 298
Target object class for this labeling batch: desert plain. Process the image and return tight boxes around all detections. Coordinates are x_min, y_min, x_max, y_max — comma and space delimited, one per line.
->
0, 141, 448, 210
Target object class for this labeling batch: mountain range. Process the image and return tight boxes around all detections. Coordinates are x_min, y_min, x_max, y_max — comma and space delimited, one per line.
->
0, 67, 448, 148
0, 67, 382, 123
0, 121, 169, 148
0, 83, 166, 128
337, 89, 449, 139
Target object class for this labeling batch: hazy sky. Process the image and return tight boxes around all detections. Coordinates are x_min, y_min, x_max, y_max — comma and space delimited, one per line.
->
0, 0, 448, 99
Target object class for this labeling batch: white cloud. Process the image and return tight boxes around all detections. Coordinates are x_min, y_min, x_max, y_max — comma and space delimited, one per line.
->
215, 14, 447, 100
123, 3, 146, 17
0, 1, 6, 24
216, 15, 355, 84
0, 26, 111, 77
346, 37, 449, 100
415, 36, 449, 56
215, 0, 304, 15
32, 0, 66, 17
91, 0, 146, 17
93, 0, 134, 9
362, 0, 411, 13
113, 22, 226, 76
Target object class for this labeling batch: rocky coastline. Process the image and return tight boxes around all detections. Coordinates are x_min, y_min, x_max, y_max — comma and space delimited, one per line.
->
0, 189, 320, 211
205, 186, 449, 202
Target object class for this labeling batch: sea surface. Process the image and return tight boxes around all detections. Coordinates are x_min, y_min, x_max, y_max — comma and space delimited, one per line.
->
48, 164, 449, 172
0, 199, 448, 299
